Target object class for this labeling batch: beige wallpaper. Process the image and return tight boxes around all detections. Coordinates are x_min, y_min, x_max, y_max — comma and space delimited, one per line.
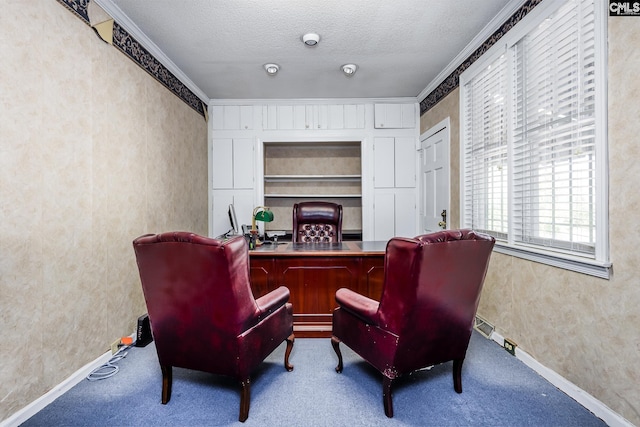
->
0, 0, 208, 421
420, 16, 640, 425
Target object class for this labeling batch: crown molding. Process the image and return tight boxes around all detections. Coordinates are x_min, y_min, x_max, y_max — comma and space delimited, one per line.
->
93, 0, 209, 104
209, 97, 418, 106
417, 0, 528, 102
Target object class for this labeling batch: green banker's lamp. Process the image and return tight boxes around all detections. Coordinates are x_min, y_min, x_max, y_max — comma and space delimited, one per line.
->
250, 206, 274, 248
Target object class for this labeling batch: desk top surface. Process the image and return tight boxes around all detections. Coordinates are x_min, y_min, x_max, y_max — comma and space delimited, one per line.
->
249, 240, 387, 257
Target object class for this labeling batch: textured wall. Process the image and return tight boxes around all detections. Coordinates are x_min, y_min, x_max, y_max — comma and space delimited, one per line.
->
0, 0, 208, 421
420, 16, 640, 425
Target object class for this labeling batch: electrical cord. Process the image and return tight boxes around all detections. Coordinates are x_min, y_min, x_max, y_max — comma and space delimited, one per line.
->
86, 344, 130, 381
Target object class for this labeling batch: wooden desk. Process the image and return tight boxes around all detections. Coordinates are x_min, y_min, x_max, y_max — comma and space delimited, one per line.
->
249, 241, 386, 337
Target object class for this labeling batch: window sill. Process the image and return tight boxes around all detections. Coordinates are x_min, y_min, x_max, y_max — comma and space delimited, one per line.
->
493, 243, 612, 279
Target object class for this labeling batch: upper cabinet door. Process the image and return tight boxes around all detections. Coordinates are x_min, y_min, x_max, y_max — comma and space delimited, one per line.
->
374, 103, 416, 129
344, 104, 366, 129
210, 106, 253, 130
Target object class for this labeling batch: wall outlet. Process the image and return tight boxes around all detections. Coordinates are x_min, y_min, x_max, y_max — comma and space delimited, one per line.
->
504, 338, 517, 356
110, 338, 121, 355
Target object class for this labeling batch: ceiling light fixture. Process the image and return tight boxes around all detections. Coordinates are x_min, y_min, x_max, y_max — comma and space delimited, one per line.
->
302, 33, 320, 47
341, 64, 358, 77
264, 63, 279, 75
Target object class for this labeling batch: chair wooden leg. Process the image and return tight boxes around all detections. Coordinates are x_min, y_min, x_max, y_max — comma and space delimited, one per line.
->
383, 376, 394, 418
331, 336, 343, 373
239, 378, 251, 422
453, 359, 464, 393
161, 365, 172, 404
284, 333, 295, 371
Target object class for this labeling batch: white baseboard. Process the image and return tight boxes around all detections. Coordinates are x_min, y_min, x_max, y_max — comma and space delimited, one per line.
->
0, 350, 112, 427
490, 331, 634, 427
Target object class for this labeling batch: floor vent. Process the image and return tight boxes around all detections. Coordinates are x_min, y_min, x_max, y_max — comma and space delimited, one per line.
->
474, 315, 495, 339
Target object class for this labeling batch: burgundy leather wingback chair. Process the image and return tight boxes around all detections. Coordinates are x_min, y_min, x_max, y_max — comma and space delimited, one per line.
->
292, 201, 343, 243
331, 229, 495, 417
132, 232, 294, 422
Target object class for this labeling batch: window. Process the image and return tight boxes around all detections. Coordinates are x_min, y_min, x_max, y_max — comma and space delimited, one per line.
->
460, 0, 609, 278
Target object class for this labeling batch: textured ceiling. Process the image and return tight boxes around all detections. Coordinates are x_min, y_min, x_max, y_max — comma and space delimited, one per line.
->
105, 0, 516, 100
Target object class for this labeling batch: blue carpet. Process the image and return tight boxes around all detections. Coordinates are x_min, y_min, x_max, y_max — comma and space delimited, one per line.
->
22, 332, 606, 426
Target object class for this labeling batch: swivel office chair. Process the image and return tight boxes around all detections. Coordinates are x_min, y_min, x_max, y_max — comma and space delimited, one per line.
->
292, 201, 343, 243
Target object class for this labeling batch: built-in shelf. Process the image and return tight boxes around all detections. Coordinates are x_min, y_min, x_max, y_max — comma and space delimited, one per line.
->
263, 141, 362, 232
264, 174, 361, 182
265, 194, 362, 198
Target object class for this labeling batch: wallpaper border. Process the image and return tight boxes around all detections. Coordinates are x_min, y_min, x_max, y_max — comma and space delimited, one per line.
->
56, 0, 206, 117
419, 0, 544, 115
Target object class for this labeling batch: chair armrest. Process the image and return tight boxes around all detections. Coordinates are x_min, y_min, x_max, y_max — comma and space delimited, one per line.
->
335, 288, 379, 325
255, 286, 290, 318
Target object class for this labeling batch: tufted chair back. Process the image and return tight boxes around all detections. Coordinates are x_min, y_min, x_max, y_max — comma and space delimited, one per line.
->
132, 232, 295, 422
292, 201, 343, 243
330, 229, 495, 417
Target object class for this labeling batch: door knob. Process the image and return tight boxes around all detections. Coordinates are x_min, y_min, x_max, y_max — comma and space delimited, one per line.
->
438, 209, 447, 229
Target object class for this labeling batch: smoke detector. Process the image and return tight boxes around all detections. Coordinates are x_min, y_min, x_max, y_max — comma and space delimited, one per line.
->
302, 33, 320, 47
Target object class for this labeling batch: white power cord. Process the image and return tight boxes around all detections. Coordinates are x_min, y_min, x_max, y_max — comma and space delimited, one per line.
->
86, 345, 130, 381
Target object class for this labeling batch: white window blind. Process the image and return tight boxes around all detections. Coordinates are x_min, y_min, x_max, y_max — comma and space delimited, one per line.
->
460, 0, 609, 277
512, 0, 597, 256
463, 53, 509, 240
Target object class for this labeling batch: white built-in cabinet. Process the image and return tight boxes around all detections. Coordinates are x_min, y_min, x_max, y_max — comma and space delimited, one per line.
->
210, 105, 254, 130
208, 101, 419, 240
262, 104, 366, 130
374, 103, 416, 129
372, 136, 417, 240
211, 138, 254, 189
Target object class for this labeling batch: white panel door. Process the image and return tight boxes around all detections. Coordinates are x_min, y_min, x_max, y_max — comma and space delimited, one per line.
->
420, 123, 450, 233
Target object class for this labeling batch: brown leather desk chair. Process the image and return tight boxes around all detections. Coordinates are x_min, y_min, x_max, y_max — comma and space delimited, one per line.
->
331, 229, 495, 417
132, 232, 294, 422
292, 201, 343, 243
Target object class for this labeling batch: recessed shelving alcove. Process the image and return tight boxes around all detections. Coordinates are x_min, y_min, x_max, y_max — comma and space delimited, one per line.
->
263, 141, 362, 238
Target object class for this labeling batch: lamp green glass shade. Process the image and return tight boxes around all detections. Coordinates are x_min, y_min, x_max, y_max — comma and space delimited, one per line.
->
254, 210, 274, 222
